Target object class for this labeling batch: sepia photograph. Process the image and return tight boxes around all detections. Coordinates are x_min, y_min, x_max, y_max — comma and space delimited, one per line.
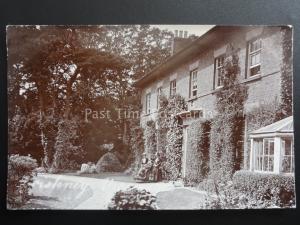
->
6, 25, 294, 210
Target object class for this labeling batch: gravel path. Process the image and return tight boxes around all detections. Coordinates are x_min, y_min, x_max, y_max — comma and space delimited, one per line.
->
29, 173, 178, 209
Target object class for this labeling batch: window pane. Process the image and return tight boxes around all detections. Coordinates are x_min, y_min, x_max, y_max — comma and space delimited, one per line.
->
282, 156, 291, 173
250, 65, 260, 76
269, 141, 274, 155
269, 156, 274, 171
263, 156, 268, 171
284, 138, 292, 155
264, 140, 269, 155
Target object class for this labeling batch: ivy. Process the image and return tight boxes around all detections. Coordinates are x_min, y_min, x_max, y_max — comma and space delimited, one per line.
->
184, 119, 211, 185
209, 46, 248, 181
277, 27, 293, 119
157, 94, 187, 180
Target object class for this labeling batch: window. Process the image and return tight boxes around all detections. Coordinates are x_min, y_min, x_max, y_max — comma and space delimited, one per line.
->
157, 87, 162, 109
190, 70, 198, 97
254, 138, 274, 172
215, 55, 225, 88
170, 80, 176, 96
248, 38, 262, 77
281, 138, 294, 173
145, 93, 151, 114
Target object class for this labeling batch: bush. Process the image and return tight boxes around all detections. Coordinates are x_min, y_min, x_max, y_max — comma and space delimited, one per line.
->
96, 152, 123, 173
184, 119, 210, 186
233, 170, 295, 207
108, 187, 156, 210
7, 154, 38, 208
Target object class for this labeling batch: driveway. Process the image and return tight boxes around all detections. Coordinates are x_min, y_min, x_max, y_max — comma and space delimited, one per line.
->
27, 173, 207, 209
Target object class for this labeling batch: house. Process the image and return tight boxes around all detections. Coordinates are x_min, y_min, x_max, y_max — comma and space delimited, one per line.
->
135, 26, 293, 178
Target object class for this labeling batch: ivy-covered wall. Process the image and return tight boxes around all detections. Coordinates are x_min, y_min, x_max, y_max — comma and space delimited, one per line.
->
157, 94, 187, 180
143, 120, 157, 158
184, 119, 211, 186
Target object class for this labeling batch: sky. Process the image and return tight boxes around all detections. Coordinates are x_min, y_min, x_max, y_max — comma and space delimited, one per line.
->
151, 25, 215, 37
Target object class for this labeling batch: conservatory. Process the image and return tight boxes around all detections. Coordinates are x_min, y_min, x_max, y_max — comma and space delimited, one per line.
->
249, 116, 294, 174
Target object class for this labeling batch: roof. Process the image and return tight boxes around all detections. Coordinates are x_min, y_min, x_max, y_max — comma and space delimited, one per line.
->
134, 26, 242, 88
250, 116, 293, 136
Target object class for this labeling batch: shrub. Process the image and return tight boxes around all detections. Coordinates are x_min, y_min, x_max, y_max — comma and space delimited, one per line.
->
96, 152, 123, 173
184, 119, 210, 186
108, 187, 156, 210
7, 154, 38, 208
233, 170, 295, 207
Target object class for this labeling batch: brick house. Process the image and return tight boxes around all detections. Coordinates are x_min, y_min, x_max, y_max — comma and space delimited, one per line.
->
135, 26, 293, 178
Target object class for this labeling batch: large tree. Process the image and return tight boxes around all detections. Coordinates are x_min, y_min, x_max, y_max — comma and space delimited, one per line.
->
7, 25, 173, 169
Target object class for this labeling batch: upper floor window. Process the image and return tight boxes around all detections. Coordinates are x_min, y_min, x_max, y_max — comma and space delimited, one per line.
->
157, 87, 162, 109
145, 93, 151, 114
170, 80, 176, 96
214, 55, 225, 88
190, 70, 198, 98
248, 38, 262, 77
254, 138, 274, 172
281, 137, 294, 173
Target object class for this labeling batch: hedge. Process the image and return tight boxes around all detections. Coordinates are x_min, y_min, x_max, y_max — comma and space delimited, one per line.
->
233, 170, 295, 207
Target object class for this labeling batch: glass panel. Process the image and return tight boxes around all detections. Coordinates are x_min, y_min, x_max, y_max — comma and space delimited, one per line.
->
282, 156, 291, 173
263, 156, 268, 171
269, 156, 274, 171
285, 138, 291, 155
264, 139, 269, 155
269, 141, 274, 155
250, 65, 261, 76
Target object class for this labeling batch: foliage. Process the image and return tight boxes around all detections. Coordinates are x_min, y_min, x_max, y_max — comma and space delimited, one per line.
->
184, 119, 211, 186
127, 125, 144, 175
7, 154, 38, 208
143, 120, 157, 158
277, 26, 293, 119
209, 47, 247, 181
108, 187, 156, 210
51, 118, 84, 171
7, 25, 172, 170
160, 94, 187, 180
95, 152, 123, 173
233, 170, 295, 208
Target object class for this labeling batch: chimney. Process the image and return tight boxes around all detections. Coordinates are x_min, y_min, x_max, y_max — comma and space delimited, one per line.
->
171, 30, 196, 55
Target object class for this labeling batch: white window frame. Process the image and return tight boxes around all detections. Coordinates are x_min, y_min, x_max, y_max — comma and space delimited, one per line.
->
145, 93, 151, 114
248, 38, 262, 77
190, 69, 198, 98
170, 79, 176, 96
280, 137, 294, 174
215, 55, 225, 88
156, 87, 162, 109
254, 138, 275, 173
